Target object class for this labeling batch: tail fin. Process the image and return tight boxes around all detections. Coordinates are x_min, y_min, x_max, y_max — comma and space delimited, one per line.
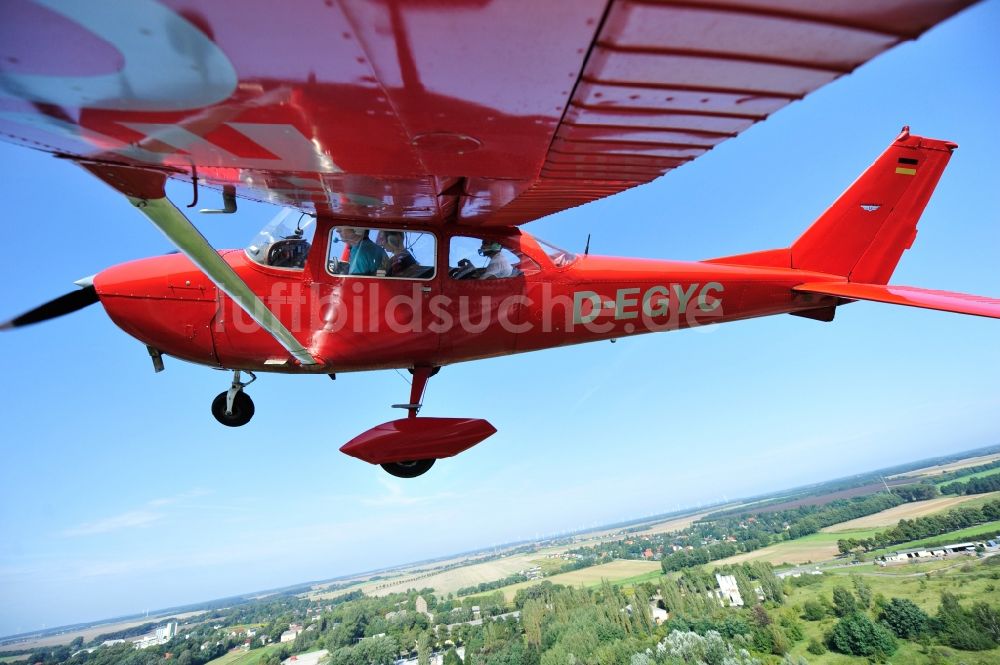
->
790, 127, 956, 284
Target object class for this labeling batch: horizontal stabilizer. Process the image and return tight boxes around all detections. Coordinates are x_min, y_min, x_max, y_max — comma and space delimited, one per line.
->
793, 282, 1000, 319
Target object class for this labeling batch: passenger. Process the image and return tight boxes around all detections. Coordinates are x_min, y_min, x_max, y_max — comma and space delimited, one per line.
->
377, 231, 417, 276
478, 239, 512, 279
337, 227, 386, 276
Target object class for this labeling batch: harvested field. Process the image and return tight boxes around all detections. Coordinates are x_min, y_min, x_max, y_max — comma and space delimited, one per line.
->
500, 560, 661, 601
821, 492, 1000, 532
892, 453, 1000, 479
632, 510, 715, 536
364, 553, 541, 598
711, 530, 877, 567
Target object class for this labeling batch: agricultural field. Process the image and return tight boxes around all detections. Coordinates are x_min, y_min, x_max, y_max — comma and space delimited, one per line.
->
365, 552, 542, 598
935, 467, 1000, 487
820, 492, 1000, 532
711, 529, 880, 568
782, 555, 1000, 664
893, 452, 1000, 479
499, 559, 661, 601
730, 480, 910, 515
631, 510, 716, 537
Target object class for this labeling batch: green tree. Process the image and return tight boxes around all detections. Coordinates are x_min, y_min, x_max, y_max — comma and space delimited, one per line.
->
971, 602, 1000, 644
418, 631, 431, 665
801, 600, 826, 621
935, 592, 995, 651
828, 611, 897, 658
832, 586, 857, 617
879, 597, 928, 638
851, 574, 872, 608
443, 646, 464, 665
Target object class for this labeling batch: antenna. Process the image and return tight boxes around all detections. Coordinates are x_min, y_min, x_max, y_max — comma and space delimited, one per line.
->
584, 233, 591, 256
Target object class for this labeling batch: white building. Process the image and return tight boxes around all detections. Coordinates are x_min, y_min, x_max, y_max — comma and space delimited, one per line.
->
134, 621, 178, 649
715, 574, 744, 607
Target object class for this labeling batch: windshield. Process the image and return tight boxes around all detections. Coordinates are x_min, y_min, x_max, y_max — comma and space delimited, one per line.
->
245, 209, 316, 270
534, 236, 577, 267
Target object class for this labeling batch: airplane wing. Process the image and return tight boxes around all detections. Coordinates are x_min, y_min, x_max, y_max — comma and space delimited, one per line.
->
0, 0, 978, 226
794, 282, 1000, 319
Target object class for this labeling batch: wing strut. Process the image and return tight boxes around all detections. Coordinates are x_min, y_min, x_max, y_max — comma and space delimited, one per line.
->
81, 163, 318, 366
130, 197, 318, 365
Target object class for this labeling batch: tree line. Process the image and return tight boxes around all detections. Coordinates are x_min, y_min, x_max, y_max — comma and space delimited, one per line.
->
940, 471, 1000, 495
837, 497, 1000, 555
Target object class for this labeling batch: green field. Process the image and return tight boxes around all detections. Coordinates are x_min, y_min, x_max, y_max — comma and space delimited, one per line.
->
936, 467, 1000, 488
205, 644, 283, 665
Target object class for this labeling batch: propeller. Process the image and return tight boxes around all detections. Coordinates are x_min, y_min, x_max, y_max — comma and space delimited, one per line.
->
1, 281, 99, 330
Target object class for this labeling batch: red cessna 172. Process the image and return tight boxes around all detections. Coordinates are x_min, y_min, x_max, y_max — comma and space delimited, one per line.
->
2, 0, 998, 477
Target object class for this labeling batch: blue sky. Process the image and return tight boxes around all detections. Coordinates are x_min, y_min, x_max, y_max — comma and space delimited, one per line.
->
1, 1, 999, 637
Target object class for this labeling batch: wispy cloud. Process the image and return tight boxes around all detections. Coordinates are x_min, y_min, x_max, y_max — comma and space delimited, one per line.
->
360, 476, 454, 507
62, 510, 163, 537
61, 489, 211, 538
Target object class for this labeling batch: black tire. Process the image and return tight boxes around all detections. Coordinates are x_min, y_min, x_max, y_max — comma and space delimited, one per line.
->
211, 390, 255, 427
381, 459, 435, 478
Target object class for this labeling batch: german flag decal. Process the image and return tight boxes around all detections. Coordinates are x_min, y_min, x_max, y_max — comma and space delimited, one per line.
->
896, 156, 918, 175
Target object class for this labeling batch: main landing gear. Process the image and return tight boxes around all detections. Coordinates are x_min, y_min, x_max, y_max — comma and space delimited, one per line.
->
380, 366, 439, 478
211, 369, 256, 427
339, 366, 497, 478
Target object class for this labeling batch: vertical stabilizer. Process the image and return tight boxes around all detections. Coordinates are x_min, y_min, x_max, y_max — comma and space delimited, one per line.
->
790, 128, 956, 284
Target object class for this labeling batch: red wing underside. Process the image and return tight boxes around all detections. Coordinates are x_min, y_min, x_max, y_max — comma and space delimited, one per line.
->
794, 282, 1000, 320
0, 0, 976, 224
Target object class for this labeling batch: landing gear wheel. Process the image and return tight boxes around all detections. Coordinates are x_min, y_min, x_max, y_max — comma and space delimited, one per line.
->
211, 390, 255, 427
381, 459, 435, 478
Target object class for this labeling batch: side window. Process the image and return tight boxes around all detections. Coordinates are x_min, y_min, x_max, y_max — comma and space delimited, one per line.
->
448, 236, 540, 280
327, 227, 436, 279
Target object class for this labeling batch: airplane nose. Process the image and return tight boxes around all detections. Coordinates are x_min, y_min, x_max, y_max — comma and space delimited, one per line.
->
94, 254, 220, 366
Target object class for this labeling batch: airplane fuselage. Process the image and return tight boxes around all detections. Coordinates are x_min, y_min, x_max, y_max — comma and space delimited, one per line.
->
92, 222, 842, 373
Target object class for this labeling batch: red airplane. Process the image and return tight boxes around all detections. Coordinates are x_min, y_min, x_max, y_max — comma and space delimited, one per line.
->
1, 1, 997, 477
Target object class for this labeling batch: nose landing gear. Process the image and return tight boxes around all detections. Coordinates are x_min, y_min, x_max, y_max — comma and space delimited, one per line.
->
211, 370, 256, 427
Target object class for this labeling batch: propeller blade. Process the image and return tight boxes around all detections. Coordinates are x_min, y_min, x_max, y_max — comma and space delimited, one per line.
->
1, 285, 99, 330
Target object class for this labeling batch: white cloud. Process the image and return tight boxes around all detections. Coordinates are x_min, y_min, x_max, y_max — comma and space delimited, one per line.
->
62, 510, 163, 537
360, 476, 454, 507
60, 489, 211, 538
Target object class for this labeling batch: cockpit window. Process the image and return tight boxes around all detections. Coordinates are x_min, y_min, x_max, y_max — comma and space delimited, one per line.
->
448, 236, 539, 280
245, 209, 316, 270
534, 236, 577, 267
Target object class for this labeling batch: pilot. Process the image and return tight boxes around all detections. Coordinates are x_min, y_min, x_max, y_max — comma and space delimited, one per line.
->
478, 239, 512, 279
377, 230, 417, 276
337, 227, 386, 276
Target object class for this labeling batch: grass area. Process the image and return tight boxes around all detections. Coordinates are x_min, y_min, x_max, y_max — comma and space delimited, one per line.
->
529, 558, 571, 575
936, 467, 1000, 488
206, 643, 283, 665
781, 556, 1000, 664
